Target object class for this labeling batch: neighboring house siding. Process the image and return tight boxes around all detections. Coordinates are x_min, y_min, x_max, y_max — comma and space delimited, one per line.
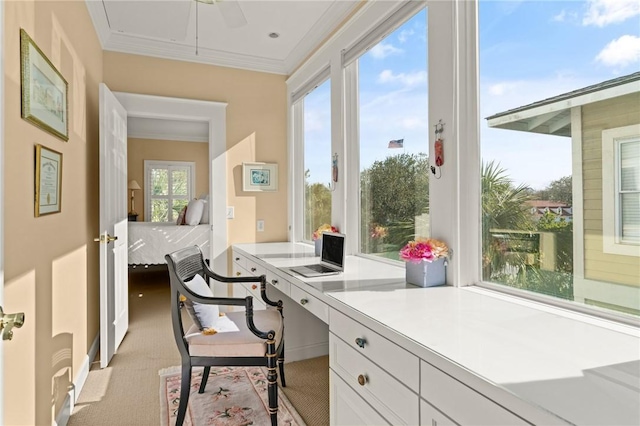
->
582, 93, 640, 287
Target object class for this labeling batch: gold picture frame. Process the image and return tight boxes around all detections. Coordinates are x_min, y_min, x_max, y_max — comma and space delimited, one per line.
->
20, 29, 69, 141
242, 162, 278, 192
35, 144, 63, 216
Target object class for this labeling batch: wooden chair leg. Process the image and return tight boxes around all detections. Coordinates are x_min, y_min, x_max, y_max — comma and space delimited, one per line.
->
199, 366, 211, 393
176, 364, 192, 426
278, 357, 286, 388
267, 339, 278, 426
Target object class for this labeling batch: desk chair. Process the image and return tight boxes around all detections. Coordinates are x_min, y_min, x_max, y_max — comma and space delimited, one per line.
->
165, 246, 285, 426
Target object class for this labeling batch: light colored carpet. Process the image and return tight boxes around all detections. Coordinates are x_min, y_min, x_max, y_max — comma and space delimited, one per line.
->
68, 267, 329, 426
159, 365, 305, 426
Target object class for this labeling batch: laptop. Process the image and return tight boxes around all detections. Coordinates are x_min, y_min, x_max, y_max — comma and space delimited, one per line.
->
290, 232, 345, 278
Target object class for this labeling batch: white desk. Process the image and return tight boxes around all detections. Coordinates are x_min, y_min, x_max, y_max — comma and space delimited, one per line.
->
233, 242, 640, 426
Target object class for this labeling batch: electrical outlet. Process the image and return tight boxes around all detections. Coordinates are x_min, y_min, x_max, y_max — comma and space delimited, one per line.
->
257, 220, 265, 232
226, 206, 234, 219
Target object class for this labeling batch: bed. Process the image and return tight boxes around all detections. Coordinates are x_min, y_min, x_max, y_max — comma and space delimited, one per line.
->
128, 222, 210, 265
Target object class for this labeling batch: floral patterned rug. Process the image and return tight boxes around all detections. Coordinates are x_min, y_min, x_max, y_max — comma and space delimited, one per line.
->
159, 365, 306, 426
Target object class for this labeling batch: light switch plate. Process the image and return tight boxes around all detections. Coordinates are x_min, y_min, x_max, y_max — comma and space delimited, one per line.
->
257, 220, 265, 232
226, 207, 234, 219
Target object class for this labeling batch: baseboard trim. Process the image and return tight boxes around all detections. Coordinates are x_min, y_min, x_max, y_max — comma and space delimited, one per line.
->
285, 341, 329, 363
54, 334, 99, 426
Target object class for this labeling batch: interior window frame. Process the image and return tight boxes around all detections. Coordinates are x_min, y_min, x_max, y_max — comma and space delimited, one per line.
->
144, 160, 196, 223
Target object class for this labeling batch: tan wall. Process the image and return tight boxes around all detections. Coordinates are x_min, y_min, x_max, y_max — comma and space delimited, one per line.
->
127, 138, 210, 222
582, 92, 640, 287
104, 52, 289, 245
3, 1, 102, 424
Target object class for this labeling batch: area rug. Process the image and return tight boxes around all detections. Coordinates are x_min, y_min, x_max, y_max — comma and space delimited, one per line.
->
159, 365, 306, 426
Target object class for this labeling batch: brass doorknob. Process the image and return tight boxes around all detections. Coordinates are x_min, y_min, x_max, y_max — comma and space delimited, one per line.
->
93, 234, 117, 244
236, 272, 242, 276
0, 306, 25, 341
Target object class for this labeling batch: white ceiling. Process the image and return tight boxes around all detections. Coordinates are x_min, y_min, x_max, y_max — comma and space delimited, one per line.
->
86, 0, 360, 75
86, 0, 360, 142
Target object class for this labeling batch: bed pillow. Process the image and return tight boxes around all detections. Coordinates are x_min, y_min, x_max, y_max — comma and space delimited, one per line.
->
176, 205, 187, 225
183, 274, 219, 331
199, 194, 210, 224
185, 199, 204, 225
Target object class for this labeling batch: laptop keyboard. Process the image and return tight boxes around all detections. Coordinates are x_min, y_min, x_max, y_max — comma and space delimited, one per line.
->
306, 264, 336, 273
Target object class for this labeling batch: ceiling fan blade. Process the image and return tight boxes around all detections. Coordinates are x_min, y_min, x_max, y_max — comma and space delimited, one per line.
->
217, 0, 247, 28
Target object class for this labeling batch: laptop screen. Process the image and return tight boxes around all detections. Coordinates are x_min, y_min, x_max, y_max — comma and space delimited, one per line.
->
321, 232, 345, 270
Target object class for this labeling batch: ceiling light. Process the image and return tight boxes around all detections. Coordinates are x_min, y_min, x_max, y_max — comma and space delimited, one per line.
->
269, 32, 280, 39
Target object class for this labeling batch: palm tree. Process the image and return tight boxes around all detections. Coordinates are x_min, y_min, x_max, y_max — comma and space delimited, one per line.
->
481, 160, 534, 279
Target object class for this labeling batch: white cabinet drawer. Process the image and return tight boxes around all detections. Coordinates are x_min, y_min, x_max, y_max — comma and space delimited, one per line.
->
242, 282, 266, 310
421, 361, 530, 425
232, 251, 246, 271
266, 270, 290, 296
290, 284, 328, 324
330, 333, 419, 425
330, 308, 419, 391
421, 399, 457, 426
330, 370, 390, 426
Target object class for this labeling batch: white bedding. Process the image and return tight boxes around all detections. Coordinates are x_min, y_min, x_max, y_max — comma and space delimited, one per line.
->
128, 222, 210, 265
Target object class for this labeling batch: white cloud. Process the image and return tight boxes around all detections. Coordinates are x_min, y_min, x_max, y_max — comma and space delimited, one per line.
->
377, 70, 427, 88
553, 10, 567, 22
488, 82, 518, 96
369, 42, 403, 59
595, 35, 640, 67
583, 0, 640, 27
397, 28, 415, 44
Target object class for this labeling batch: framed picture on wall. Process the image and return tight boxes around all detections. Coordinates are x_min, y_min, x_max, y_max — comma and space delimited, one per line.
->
242, 162, 278, 192
35, 144, 63, 216
20, 29, 69, 141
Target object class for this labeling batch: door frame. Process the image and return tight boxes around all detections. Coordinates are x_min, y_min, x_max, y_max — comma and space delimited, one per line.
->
0, 0, 5, 419
114, 92, 229, 277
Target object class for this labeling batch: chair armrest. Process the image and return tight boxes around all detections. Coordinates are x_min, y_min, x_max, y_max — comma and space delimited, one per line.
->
181, 290, 275, 340
203, 268, 282, 310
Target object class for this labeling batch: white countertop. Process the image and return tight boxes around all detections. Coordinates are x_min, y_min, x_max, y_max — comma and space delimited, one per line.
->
234, 242, 640, 425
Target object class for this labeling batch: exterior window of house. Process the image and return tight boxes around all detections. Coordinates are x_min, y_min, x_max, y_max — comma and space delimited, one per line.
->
619, 139, 640, 244
479, 1, 640, 317
301, 78, 332, 241
350, 7, 428, 260
144, 160, 195, 222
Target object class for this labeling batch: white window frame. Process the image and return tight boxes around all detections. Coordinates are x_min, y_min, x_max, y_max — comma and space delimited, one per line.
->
144, 160, 196, 223
602, 125, 640, 256
287, 0, 636, 324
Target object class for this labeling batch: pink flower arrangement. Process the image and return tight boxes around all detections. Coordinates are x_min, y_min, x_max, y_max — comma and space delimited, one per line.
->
399, 238, 449, 263
312, 224, 339, 240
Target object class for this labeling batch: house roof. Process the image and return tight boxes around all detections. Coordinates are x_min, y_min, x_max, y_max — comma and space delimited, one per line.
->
486, 72, 640, 137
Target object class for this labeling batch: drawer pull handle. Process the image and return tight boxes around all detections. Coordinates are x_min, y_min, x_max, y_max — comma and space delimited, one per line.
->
272, 279, 278, 285
235, 257, 240, 261
357, 374, 367, 386
251, 267, 257, 272
236, 272, 241, 276
300, 298, 308, 305
251, 284, 258, 290
355, 337, 366, 348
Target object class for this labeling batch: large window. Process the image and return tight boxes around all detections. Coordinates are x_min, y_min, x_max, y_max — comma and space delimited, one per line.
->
355, 8, 428, 260
302, 78, 332, 241
144, 160, 195, 222
480, 0, 640, 316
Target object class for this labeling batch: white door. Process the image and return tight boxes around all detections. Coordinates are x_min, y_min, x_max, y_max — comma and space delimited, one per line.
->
98, 83, 129, 368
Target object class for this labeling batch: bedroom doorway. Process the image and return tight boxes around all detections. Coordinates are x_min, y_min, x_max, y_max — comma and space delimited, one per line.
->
113, 92, 229, 276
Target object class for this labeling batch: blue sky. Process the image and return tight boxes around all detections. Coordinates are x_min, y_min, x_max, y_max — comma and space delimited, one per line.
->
304, 0, 640, 190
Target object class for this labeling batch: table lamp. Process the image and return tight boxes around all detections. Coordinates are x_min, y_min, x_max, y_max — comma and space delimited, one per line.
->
128, 180, 142, 215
